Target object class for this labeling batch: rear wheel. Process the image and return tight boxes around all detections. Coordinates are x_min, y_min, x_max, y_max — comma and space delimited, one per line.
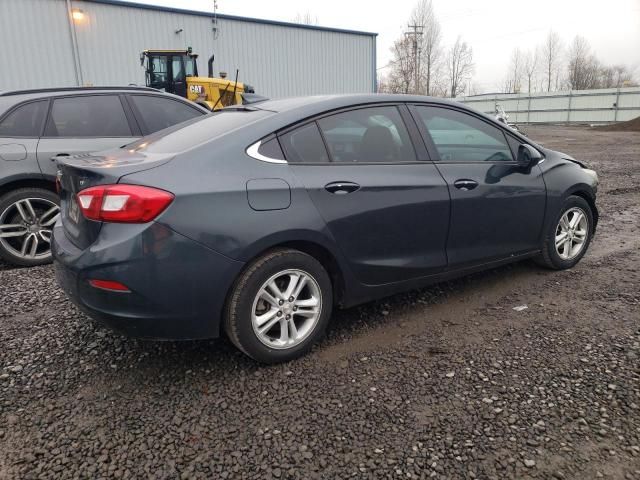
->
535, 195, 593, 270
0, 188, 60, 267
224, 249, 333, 363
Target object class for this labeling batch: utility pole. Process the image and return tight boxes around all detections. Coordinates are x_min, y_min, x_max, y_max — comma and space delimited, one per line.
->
405, 24, 423, 94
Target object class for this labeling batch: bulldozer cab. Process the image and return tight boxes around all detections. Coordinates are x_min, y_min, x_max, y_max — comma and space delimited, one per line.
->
140, 49, 254, 110
140, 50, 198, 98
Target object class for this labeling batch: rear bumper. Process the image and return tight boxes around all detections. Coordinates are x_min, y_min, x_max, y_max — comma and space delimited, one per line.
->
52, 221, 244, 340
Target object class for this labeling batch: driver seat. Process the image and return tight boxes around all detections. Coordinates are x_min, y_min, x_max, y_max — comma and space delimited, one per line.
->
360, 126, 395, 162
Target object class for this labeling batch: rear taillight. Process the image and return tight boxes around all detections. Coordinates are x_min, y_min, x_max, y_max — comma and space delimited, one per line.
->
76, 185, 174, 223
88, 279, 131, 292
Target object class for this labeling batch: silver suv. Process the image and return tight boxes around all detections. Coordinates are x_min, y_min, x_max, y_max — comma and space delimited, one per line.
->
0, 86, 208, 267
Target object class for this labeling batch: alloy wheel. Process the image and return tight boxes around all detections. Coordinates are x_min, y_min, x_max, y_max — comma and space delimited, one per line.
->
555, 207, 588, 260
251, 269, 322, 349
0, 198, 60, 261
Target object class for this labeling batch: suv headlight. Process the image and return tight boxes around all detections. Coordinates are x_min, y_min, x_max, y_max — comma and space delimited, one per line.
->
583, 168, 599, 186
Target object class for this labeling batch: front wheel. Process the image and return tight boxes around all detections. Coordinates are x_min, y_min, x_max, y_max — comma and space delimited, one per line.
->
224, 249, 333, 363
535, 195, 594, 270
0, 188, 60, 267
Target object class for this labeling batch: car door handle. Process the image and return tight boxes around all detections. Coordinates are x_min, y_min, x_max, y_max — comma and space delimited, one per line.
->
324, 181, 360, 195
453, 179, 479, 191
51, 153, 70, 162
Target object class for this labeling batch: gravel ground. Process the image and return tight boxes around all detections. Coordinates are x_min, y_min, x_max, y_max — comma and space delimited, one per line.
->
1, 125, 639, 480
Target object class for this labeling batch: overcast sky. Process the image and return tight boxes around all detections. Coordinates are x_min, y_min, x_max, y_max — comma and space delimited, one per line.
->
133, 0, 640, 92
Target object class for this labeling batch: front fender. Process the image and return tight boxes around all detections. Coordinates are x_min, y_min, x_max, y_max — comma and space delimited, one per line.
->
540, 157, 599, 235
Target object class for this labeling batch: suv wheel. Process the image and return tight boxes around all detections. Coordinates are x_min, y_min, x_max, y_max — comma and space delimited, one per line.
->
0, 188, 60, 267
224, 249, 333, 363
535, 195, 594, 270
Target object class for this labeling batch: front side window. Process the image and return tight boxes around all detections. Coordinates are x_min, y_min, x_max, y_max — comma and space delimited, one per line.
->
317, 106, 416, 163
414, 106, 514, 162
45, 95, 132, 137
130, 95, 203, 134
279, 123, 329, 163
0, 100, 48, 137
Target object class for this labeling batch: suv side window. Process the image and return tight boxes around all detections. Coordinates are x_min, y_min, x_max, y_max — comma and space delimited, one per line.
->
279, 123, 329, 163
0, 100, 48, 137
413, 106, 514, 162
129, 95, 204, 134
317, 106, 416, 163
45, 95, 132, 137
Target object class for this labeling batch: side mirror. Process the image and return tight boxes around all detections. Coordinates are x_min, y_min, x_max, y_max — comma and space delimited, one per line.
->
517, 144, 543, 167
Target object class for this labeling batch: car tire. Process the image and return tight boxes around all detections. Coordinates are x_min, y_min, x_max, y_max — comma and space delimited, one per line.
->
224, 248, 333, 363
535, 195, 594, 270
0, 188, 60, 267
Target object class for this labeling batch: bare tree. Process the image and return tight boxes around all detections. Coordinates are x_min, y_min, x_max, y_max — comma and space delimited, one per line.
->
446, 36, 474, 98
293, 12, 318, 25
605, 64, 636, 87
467, 82, 481, 96
502, 48, 523, 93
382, 36, 416, 94
566, 36, 601, 90
542, 30, 563, 92
523, 48, 539, 93
410, 0, 443, 95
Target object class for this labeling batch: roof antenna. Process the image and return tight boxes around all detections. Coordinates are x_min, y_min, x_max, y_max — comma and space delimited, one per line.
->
212, 0, 219, 40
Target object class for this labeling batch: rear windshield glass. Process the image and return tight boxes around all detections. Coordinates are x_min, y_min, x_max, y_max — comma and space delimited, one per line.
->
123, 109, 272, 154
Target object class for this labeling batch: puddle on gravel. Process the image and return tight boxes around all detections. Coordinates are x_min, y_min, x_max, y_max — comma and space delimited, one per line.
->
315, 263, 543, 362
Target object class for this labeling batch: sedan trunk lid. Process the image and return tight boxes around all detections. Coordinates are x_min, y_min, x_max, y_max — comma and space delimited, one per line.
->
57, 148, 174, 250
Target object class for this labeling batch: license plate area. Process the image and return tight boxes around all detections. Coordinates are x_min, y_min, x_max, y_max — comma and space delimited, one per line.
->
68, 196, 80, 223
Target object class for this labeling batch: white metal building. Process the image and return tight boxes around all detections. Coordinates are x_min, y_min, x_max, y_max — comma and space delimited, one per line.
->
0, 0, 377, 98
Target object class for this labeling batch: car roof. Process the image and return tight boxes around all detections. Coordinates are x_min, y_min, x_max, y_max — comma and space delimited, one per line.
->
0, 86, 209, 115
0, 86, 158, 99
253, 94, 465, 114
240, 93, 492, 137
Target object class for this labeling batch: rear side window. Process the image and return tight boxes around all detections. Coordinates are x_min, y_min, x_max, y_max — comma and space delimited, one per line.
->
280, 123, 329, 163
414, 106, 513, 162
130, 95, 203, 134
257, 137, 285, 161
0, 100, 48, 137
317, 106, 416, 163
45, 95, 132, 137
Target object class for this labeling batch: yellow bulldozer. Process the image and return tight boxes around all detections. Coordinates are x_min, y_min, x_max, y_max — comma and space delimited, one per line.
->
140, 48, 255, 110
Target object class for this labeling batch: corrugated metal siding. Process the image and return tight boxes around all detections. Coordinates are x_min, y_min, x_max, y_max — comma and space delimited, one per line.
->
0, 0, 78, 89
456, 87, 640, 124
0, 0, 376, 97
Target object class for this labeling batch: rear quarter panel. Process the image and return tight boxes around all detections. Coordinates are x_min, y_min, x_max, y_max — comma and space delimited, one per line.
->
119, 138, 350, 265
0, 139, 42, 188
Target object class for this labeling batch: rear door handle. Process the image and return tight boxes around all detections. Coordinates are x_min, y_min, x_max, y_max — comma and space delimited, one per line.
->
51, 153, 70, 162
324, 181, 360, 195
453, 179, 478, 191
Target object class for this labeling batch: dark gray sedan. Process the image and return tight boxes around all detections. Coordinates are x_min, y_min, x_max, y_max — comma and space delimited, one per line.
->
52, 95, 599, 363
